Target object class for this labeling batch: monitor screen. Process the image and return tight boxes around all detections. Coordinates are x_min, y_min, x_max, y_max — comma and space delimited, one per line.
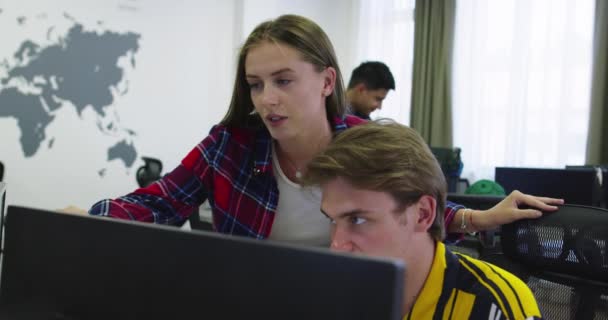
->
565, 166, 608, 208
495, 167, 600, 206
0, 206, 405, 320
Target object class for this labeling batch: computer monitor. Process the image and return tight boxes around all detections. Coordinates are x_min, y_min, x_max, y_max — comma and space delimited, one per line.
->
0, 206, 405, 320
495, 167, 601, 206
565, 165, 607, 208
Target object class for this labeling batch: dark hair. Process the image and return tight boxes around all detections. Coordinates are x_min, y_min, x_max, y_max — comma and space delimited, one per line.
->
221, 14, 347, 127
347, 61, 395, 91
302, 119, 446, 241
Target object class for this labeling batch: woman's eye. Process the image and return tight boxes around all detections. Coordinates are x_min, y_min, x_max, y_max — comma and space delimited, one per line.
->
248, 82, 261, 91
276, 79, 291, 86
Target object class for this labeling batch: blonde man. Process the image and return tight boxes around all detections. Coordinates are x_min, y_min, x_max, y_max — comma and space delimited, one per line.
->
303, 120, 542, 319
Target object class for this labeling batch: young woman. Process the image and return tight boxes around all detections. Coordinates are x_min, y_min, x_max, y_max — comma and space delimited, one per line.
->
89, 14, 562, 246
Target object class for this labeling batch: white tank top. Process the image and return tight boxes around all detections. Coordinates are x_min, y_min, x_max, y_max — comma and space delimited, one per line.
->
267, 144, 330, 247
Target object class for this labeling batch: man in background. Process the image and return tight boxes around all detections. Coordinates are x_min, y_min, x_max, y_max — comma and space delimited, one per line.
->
346, 61, 395, 120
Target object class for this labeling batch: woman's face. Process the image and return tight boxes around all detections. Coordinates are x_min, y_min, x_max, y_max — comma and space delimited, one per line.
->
245, 41, 335, 142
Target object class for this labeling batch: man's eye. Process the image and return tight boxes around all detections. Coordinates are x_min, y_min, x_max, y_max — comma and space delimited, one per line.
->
350, 217, 367, 225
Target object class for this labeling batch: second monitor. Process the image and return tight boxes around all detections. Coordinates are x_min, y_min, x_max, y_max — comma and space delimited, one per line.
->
495, 167, 603, 207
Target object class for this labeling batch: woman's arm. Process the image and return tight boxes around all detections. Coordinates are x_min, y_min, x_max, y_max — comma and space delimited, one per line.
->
446, 190, 564, 233
88, 126, 224, 225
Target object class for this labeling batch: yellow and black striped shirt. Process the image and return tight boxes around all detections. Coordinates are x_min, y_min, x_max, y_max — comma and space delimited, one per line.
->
404, 242, 541, 320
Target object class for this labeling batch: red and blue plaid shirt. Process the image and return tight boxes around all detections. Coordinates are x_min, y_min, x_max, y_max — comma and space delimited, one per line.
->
90, 115, 464, 241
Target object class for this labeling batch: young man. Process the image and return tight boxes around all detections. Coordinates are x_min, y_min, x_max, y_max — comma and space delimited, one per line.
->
346, 61, 395, 120
302, 120, 542, 319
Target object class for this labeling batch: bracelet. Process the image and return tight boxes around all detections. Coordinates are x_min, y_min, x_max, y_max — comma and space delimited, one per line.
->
460, 209, 468, 231
468, 209, 477, 232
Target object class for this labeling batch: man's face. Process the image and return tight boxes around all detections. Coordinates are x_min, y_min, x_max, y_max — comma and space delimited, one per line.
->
350, 85, 389, 117
320, 177, 423, 261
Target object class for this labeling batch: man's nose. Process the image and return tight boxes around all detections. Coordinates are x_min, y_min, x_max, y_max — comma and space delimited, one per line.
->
330, 226, 354, 252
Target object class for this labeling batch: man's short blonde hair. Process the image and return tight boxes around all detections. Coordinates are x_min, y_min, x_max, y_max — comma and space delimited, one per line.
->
302, 120, 447, 241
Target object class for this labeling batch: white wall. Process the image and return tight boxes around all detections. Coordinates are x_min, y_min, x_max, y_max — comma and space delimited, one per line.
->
0, 0, 359, 211
0, 0, 237, 210
240, 0, 359, 84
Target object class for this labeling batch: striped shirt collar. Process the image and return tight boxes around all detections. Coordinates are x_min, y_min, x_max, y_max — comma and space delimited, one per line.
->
405, 242, 449, 319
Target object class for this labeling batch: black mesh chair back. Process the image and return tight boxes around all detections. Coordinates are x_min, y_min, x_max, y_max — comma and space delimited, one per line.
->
501, 204, 608, 319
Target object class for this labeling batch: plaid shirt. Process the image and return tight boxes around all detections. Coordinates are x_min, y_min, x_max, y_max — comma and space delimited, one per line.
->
90, 115, 464, 241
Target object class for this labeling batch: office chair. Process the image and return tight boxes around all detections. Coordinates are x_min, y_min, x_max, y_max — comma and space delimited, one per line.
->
0, 161, 4, 181
498, 205, 608, 319
430, 147, 468, 193
135, 157, 212, 231
136, 157, 163, 188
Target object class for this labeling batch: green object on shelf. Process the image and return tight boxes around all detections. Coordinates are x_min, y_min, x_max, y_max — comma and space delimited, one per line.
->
465, 179, 506, 196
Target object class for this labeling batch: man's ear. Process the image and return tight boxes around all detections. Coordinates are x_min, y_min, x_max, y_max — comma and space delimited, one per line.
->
355, 83, 368, 93
322, 67, 337, 96
413, 195, 437, 233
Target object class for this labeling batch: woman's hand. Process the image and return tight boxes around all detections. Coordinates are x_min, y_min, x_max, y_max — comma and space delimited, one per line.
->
470, 190, 564, 231
57, 205, 89, 215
